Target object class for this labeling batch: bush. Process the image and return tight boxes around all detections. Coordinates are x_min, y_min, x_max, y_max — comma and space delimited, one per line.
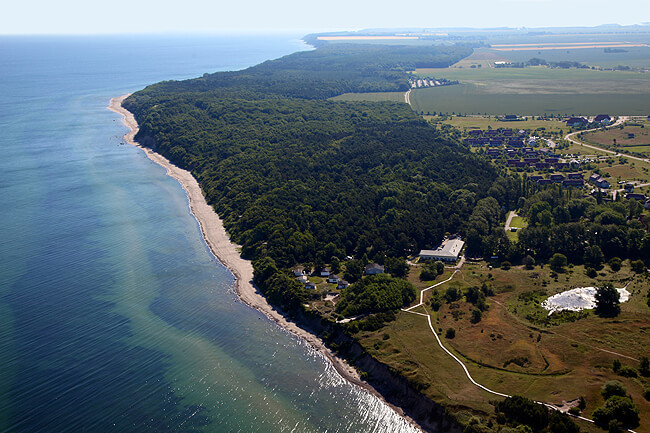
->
640, 356, 649, 376
643, 387, 650, 401
586, 267, 598, 278
612, 359, 621, 373
471, 308, 483, 324
501, 261, 511, 270
601, 380, 626, 400
445, 328, 456, 339
609, 257, 622, 272
618, 366, 637, 378
595, 283, 621, 317
631, 260, 646, 274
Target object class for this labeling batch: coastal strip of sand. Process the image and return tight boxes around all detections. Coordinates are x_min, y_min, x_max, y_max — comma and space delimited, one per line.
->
107, 94, 423, 431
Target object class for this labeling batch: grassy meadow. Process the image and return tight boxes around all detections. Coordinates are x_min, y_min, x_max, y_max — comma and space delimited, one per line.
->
358, 262, 650, 431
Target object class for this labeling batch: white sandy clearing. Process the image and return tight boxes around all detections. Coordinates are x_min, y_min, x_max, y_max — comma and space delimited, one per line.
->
107, 94, 423, 431
542, 287, 630, 315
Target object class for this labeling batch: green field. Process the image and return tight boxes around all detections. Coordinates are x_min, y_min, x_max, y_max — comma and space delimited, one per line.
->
430, 116, 567, 134
410, 67, 650, 116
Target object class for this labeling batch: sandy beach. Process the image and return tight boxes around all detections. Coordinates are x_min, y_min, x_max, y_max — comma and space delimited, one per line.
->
108, 94, 421, 430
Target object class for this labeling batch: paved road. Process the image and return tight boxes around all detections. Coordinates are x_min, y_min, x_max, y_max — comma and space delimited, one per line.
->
504, 210, 517, 232
564, 116, 650, 164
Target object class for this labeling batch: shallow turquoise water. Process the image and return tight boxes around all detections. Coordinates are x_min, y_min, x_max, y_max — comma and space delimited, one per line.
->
0, 35, 420, 432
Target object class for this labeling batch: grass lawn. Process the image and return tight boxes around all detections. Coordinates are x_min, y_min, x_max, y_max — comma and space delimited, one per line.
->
356, 262, 650, 431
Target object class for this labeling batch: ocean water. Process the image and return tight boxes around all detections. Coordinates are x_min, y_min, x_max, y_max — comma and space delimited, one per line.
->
0, 35, 420, 432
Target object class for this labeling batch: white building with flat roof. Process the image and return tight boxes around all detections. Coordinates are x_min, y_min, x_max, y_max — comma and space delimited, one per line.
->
419, 239, 465, 262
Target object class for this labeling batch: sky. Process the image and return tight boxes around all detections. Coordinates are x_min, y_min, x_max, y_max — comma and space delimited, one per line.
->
1, 0, 648, 35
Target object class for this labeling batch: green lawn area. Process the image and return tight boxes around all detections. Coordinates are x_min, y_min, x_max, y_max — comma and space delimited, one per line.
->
410, 67, 650, 116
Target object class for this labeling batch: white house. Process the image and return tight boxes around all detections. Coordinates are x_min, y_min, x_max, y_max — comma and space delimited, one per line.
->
419, 239, 465, 262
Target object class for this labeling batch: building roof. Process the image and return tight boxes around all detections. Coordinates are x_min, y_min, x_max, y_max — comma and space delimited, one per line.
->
594, 114, 611, 122
419, 239, 465, 260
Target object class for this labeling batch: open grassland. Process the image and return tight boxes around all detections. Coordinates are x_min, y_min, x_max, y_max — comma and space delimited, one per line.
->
427, 115, 567, 134
358, 264, 650, 431
411, 67, 650, 115
330, 91, 406, 103
582, 121, 650, 155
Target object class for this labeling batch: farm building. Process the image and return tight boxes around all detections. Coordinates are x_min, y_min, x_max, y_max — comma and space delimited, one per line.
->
594, 114, 611, 124
566, 117, 588, 126
419, 239, 465, 262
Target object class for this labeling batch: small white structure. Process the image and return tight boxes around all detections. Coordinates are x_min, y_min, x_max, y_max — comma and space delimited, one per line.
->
419, 239, 465, 262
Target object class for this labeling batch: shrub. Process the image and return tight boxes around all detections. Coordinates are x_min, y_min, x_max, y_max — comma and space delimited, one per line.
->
445, 328, 456, 339
601, 380, 626, 399
631, 260, 646, 274
471, 308, 483, 324
640, 356, 649, 376
501, 261, 511, 270
643, 387, 650, 401
618, 366, 637, 378
609, 257, 622, 272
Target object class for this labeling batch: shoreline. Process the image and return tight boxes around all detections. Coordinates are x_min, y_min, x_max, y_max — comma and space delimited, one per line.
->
108, 94, 424, 432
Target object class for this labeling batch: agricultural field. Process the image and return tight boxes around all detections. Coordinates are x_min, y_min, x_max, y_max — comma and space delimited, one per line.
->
330, 91, 406, 103
470, 45, 650, 69
410, 67, 650, 116
358, 262, 650, 432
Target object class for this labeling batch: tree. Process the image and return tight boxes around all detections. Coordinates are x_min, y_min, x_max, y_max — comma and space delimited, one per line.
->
549, 253, 568, 272
640, 356, 650, 376
385, 256, 409, 278
523, 255, 535, 270
584, 245, 604, 269
445, 328, 456, 339
595, 283, 620, 317
471, 308, 483, 324
592, 396, 640, 429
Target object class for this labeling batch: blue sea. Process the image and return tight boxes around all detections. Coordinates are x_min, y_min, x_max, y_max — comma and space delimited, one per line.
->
0, 35, 420, 432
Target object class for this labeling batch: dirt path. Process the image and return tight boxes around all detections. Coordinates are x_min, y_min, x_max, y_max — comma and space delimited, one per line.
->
405, 89, 411, 105
401, 273, 638, 433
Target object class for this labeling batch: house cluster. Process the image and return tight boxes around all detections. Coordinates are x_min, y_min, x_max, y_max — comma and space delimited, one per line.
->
528, 172, 585, 187
419, 239, 465, 262
565, 114, 611, 127
464, 127, 523, 147
292, 263, 386, 290
625, 192, 650, 209
409, 77, 456, 89
504, 147, 574, 170
589, 173, 610, 189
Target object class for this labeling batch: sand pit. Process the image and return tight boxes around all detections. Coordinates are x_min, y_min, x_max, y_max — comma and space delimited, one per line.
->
542, 286, 630, 315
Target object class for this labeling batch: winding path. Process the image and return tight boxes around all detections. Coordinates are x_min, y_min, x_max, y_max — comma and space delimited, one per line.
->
564, 116, 650, 164
401, 271, 638, 433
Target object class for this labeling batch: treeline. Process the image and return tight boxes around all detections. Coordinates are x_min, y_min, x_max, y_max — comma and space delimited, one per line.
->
125, 44, 472, 101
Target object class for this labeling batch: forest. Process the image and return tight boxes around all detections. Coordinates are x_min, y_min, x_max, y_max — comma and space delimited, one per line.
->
123, 44, 496, 311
